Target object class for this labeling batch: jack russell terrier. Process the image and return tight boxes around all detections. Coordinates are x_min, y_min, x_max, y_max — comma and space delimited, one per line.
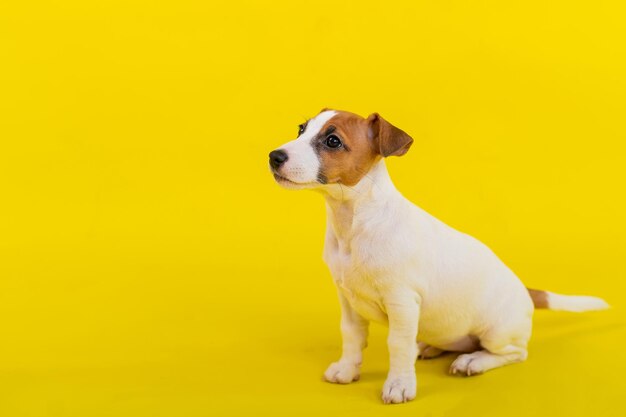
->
268, 109, 608, 404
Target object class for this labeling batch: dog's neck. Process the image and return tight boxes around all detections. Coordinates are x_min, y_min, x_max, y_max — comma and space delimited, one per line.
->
321, 160, 401, 241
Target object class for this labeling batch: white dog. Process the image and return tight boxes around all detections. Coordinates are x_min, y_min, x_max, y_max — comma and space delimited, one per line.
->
269, 109, 608, 404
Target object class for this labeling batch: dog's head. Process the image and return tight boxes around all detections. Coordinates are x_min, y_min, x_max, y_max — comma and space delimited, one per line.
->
269, 109, 413, 190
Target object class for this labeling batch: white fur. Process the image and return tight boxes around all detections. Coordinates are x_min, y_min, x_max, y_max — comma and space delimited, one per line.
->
272, 132, 607, 403
275, 110, 336, 186
317, 160, 536, 403
546, 292, 609, 312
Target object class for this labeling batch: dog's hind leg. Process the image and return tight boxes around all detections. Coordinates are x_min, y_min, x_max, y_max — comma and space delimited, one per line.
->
449, 345, 528, 376
448, 318, 531, 376
417, 341, 445, 360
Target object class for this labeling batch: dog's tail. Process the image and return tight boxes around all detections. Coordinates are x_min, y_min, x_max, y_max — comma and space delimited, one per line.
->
527, 288, 609, 312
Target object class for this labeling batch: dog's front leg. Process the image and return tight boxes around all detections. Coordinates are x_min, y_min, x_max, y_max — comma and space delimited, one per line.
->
382, 295, 420, 404
323, 291, 369, 384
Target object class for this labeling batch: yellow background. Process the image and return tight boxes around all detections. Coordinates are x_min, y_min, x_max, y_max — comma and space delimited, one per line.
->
1, 1, 625, 416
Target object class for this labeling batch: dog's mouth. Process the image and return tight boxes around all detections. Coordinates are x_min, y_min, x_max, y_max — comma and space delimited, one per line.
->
272, 172, 319, 188
272, 172, 295, 183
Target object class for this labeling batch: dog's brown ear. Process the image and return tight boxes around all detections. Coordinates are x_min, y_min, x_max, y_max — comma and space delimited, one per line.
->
367, 113, 413, 157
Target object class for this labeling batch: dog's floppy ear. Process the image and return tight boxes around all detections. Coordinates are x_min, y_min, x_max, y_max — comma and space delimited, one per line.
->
367, 113, 414, 157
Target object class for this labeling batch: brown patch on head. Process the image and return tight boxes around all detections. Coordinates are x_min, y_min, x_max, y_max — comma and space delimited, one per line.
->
313, 110, 414, 186
366, 113, 414, 157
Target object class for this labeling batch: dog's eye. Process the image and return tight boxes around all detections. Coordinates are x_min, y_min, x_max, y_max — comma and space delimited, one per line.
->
298, 124, 306, 135
325, 135, 342, 149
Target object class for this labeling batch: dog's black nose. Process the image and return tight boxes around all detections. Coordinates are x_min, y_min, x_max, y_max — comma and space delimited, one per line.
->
269, 149, 288, 169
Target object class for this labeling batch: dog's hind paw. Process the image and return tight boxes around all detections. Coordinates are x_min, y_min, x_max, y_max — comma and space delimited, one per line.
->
417, 342, 444, 360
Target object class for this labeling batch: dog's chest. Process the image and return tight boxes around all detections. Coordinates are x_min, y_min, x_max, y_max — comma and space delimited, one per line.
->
325, 235, 388, 323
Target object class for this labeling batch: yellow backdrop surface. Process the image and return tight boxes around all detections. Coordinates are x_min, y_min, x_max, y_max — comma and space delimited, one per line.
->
1, 1, 625, 416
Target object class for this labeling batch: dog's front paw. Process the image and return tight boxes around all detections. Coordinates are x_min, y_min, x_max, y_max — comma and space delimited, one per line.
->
323, 361, 360, 384
382, 373, 417, 404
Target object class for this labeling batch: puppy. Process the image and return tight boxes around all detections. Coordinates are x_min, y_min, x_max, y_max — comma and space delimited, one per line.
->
269, 109, 608, 404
